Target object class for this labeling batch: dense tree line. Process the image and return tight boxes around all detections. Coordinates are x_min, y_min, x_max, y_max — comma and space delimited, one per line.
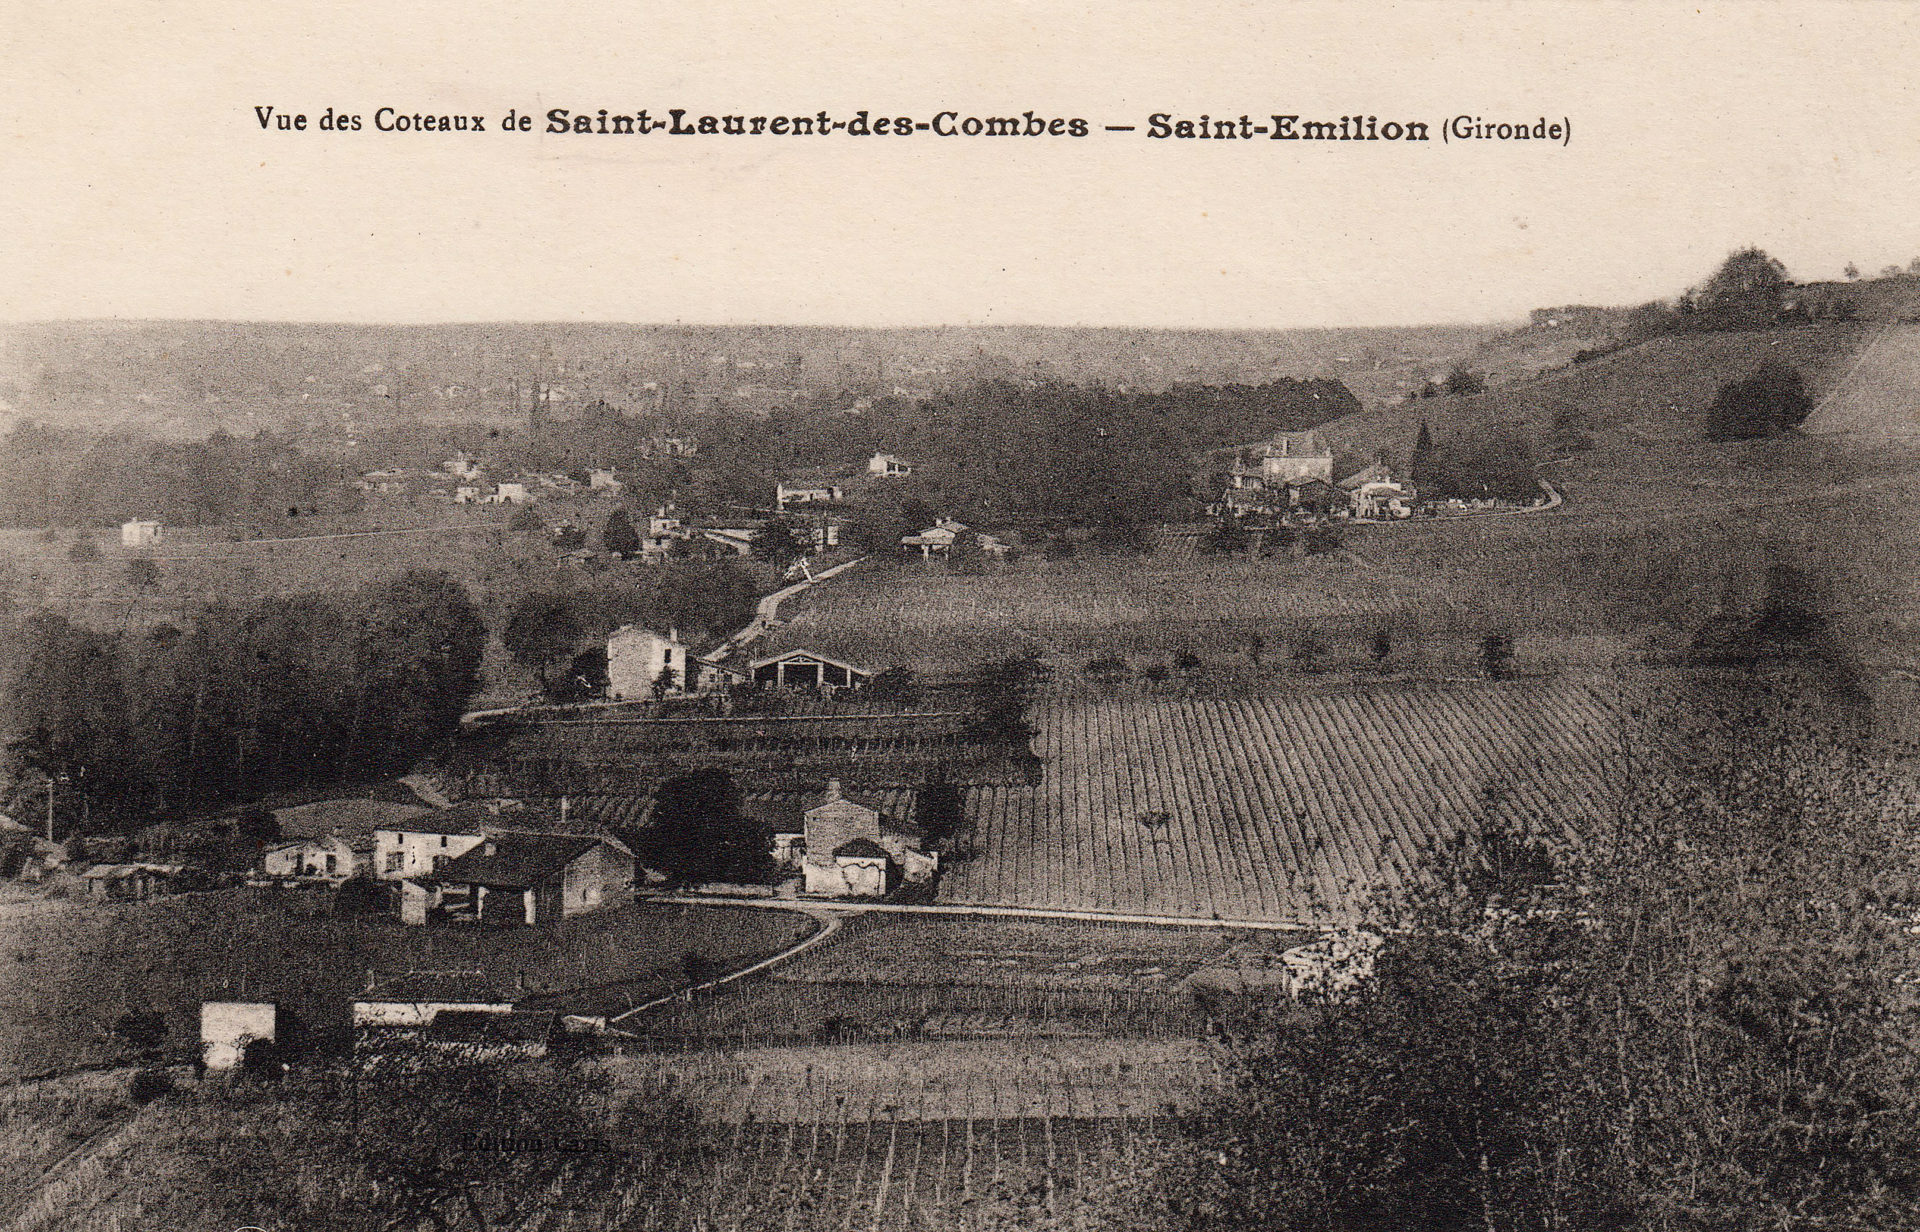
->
3, 570, 485, 830
621, 377, 1360, 529
0, 423, 357, 528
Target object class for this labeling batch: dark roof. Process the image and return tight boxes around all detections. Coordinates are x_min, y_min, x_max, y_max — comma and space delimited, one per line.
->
424, 832, 604, 889
426, 1010, 557, 1044
833, 837, 889, 860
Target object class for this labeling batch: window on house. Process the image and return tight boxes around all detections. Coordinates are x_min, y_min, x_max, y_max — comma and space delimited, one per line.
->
432, 855, 447, 871
326, 854, 338, 873
440, 835, 448, 847
386, 851, 403, 872
664, 648, 673, 664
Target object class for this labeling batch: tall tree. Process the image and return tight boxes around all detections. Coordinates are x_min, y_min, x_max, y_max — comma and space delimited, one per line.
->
639, 770, 771, 884
600, 507, 640, 557
502, 593, 584, 690
1699, 247, 1791, 326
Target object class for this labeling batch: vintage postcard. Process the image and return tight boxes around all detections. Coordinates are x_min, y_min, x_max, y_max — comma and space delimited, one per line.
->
3, 1, 1919, 1228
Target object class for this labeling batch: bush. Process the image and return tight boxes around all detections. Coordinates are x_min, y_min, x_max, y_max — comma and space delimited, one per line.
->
129, 1068, 174, 1104
1706, 361, 1813, 440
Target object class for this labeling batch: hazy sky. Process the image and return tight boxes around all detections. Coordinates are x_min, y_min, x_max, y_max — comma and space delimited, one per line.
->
5, 0, 1918, 328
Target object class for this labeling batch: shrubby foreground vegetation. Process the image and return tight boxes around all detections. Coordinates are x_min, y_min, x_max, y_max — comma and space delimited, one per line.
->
1123, 668, 1920, 1232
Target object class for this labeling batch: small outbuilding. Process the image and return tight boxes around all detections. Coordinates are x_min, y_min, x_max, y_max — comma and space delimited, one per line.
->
201, 1001, 276, 1072
120, 519, 162, 547
81, 862, 183, 901
750, 648, 873, 691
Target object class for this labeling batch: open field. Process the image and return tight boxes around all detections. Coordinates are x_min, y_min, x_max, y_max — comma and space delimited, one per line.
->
770, 915, 1277, 993
0, 893, 812, 1079
601, 1038, 1217, 1123
941, 677, 1630, 924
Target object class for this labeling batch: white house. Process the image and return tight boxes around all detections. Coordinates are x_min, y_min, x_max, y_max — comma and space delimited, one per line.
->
261, 833, 371, 882
606, 625, 742, 698
588, 468, 623, 491
1229, 432, 1334, 490
867, 453, 912, 477
487, 481, 532, 505
120, 519, 162, 548
372, 820, 487, 884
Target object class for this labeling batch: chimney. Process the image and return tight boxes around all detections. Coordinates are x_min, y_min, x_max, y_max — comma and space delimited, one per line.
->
824, 779, 842, 802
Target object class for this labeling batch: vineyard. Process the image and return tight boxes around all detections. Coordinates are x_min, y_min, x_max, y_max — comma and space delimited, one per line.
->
626, 915, 1260, 1046
939, 676, 1633, 923
764, 525, 1732, 681
0, 894, 812, 1079
10, 1075, 1187, 1232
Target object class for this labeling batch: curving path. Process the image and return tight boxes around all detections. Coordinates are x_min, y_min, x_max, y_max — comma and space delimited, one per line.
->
605, 904, 844, 1026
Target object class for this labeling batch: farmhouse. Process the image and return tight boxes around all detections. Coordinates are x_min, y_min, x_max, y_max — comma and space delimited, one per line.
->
261, 833, 371, 882
867, 452, 912, 477
607, 625, 744, 698
408, 832, 634, 926
776, 473, 845, 508
775, 779, 936, 898
373, 818, 486, 883
119, 519, 162, 547
1229, 431, 1334, 490
750, 648, 873, 691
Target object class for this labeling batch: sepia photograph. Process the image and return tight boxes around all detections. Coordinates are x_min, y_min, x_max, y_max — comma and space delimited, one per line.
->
3, 1, 1920, 1228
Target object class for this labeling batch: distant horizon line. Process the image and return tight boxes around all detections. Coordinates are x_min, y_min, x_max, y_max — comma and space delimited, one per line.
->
0, 315, 1528, 333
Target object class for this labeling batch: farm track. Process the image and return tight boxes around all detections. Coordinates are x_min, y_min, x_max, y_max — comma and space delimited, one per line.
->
607, 905, 841, 1025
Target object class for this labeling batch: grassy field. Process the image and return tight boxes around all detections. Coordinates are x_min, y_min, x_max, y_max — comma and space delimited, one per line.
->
0, 893, 812, 1079
939, 676, 1633, 924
